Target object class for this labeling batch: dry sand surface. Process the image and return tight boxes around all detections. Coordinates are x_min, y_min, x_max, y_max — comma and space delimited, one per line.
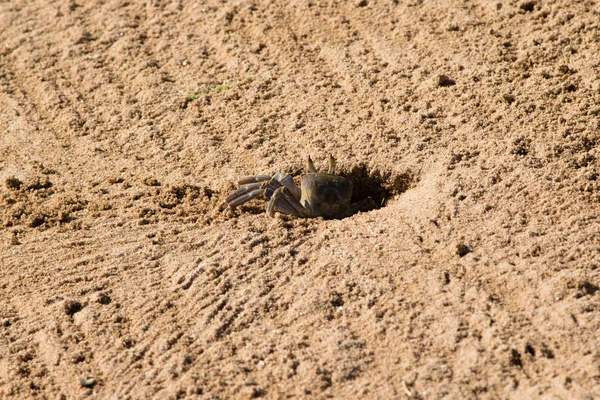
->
1, 0, 600, 398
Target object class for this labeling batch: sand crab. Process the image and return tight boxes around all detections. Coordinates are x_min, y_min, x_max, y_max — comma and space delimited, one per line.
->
222, 155, 374, 218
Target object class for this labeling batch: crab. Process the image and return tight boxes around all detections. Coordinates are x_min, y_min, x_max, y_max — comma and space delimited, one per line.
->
222, 155, 375, 218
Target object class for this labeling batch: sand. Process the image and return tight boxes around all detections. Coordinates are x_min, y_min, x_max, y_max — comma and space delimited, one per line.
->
1, 0, 599, 398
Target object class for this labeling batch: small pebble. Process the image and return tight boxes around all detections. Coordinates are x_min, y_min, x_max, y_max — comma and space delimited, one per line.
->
63, 299, 83, 316
503, 94, 516, 104
79, 377, 96, 388
91, 292, 111, 305
456, 243, 472, 257
438, 75, 456, 87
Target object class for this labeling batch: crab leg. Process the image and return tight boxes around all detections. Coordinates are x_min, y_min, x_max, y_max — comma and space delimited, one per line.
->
260, 177, 284, 200
281, 187, 311, 216
267, 188, 298, 217
223, 182, 263, 205
278, 173, 301, 200
346, 197, 376, 216
267, 187, 311, 217
237, 175, 271, 185
226, 188, 267, 209
223, 173, 282, 207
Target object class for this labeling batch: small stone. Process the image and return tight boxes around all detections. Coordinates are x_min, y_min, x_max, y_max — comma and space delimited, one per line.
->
5, 176, 22, 190
79, 377, 96, 388
23, 175, 52, 190
557, 64, 573, 74
456, 243, 472, 257
250, 43, 266, 54
576, 281, 599, 296
9, 233, 20, 246
519, 1, 535, 12
63, 299, 83, 316
241, 386, 265, 399
503, 94, 516, 104
143, 177, 161, 187
27, 213, 46, 228
71, 352, 86, 363
438, 75, 456, 87
91, 292, 111, 305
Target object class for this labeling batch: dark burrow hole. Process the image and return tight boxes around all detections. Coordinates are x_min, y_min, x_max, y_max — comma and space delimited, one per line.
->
338, 163, 413, 210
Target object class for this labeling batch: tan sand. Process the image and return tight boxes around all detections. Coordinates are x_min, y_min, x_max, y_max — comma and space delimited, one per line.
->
1, 0, 599, 398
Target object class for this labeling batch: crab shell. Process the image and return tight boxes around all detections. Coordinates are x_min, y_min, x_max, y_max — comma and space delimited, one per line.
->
300, 173, 353, 218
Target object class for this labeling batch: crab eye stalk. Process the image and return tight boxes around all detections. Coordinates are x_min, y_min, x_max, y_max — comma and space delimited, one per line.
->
306, 156, 317, 173
328, 154, 336, 174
